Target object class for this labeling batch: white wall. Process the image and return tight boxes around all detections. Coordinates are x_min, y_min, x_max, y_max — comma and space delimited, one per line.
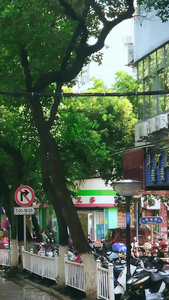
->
75, 178, 112, 190
134, 8, 169, 62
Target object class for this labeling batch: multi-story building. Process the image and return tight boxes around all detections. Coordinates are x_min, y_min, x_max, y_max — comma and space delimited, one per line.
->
129, 6, 169, 238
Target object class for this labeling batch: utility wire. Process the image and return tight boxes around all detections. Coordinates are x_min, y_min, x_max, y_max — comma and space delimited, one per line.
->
0, 90, 168, 98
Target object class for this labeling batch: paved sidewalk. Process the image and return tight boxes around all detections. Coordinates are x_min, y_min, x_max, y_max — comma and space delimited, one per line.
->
0, 268, 86, 300
0, 276, 69, 300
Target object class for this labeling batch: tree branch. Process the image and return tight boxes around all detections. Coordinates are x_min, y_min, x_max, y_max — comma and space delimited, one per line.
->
0, 141, 24, 181
48, 83, 62, 128
87, 0, 135, 55
60, 1, 89, 71
90, 0, 107, 24
33, 0, 135, 91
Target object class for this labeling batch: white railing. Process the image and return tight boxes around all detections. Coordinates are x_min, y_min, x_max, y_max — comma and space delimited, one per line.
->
96, 260, 115, 300
22, 247, 58, 281
5, 247, 115, 300
0, 249, 11, 266
64, 254, 85, 292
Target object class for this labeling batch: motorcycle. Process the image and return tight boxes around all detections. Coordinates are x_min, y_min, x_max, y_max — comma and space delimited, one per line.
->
121, 257, 169, 300
114, 257, 140, 299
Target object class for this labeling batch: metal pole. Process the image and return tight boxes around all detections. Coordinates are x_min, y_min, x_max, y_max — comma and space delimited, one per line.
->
135, 202, 138, 245
126, 196, 131, 287
151, 224, 153, 243
24, 215, 26, 249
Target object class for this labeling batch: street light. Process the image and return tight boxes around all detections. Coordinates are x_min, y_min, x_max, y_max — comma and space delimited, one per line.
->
112, 179, 142, 284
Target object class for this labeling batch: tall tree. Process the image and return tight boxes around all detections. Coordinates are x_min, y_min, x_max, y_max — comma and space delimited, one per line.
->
113, 71, 137, 113
0, 1, 144, 297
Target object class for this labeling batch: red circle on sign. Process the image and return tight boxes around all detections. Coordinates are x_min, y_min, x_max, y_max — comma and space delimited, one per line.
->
15, 185, 34, 207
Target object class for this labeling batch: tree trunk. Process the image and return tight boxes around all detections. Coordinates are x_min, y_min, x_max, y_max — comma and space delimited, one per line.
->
28, 95, 98, 297
29, 96, 90, 254
81, 253, 97, 300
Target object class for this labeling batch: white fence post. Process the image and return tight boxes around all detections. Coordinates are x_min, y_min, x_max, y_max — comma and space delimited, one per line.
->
30, 248, 33, 272
21, 246, 24, 268
54, 253, 58, 283
64, 253, 68, 286
108, 263, 114, 300
96, 259, 101, 299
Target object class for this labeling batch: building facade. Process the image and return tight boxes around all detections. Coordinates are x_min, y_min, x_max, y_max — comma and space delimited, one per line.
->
133, 6, 169, 239
72, 178, 127, 241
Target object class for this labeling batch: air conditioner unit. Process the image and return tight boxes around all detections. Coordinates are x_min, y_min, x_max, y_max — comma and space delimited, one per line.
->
147, 117, 156, 134
124, 35, 133, 44
135, 121, 148, 141
135, 125, 139, 142
154, 115, 161, 131
154, 113, 169, 131
141, 196, 161, 210
147, 197, 161, 210
139, 121, 148, 138
159, 113, 169, 130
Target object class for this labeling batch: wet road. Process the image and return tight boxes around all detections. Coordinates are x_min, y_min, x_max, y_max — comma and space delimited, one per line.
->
0, 276, 63, 300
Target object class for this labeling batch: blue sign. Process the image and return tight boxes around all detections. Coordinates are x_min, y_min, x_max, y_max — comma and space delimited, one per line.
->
126, 212, 130, 224
145, 150, 169, 186
140, 216, 163, 224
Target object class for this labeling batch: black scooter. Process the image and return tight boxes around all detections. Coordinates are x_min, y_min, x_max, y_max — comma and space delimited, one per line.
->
121, 257, 169, 300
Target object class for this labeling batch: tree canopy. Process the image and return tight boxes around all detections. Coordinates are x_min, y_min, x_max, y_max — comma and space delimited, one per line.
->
0, 0, 163, 270
138, 0, 169, 22
0, 75, 137, 212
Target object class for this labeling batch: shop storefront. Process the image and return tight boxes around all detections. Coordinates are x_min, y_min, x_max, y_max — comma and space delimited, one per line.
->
144, 149, 169, 238
73, 178, 118, 241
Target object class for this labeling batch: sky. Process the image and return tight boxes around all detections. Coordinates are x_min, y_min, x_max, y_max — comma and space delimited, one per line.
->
75, 19, 136, 91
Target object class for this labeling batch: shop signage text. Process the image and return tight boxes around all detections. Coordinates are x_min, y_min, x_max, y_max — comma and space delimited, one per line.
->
145, 149, 169, 186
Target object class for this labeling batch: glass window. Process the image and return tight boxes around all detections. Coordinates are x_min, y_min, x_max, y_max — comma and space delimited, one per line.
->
145, 96, 150, 119
137, 43, 169, 121
157, 47, 164, 69
143, 57, 149, 77
138, 96, 144, 121
150, 75, 156, 91
150, 52, 156, 74
165, 44, 169, 65
138, 83, 144, 120
158, 70, 165, 90
165, 95, 169, 111
144, 77, 149, 91
166, 66, 169, 89
138, 61, 143, 80
150, 96, 157, 117
144, 77, 150, 117
159, 95, 165, 113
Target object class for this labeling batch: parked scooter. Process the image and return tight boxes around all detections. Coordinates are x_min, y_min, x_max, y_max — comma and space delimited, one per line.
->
158, 241, 169, 258
114, 257, 140, 299
121, 257, 169, 300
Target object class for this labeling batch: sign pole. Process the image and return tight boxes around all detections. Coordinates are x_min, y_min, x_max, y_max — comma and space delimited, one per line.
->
24, 215, 26, 249
151, 224, 153, 243
14, 185, 35, 250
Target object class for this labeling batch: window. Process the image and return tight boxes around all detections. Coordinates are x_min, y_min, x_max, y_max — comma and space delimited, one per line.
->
165, 44, 169, 65
157, 47, 164, 69
143, 57, 149, 77
138, 61, 143, 80
150, 52, 156, 74
137, 42, 169, 121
